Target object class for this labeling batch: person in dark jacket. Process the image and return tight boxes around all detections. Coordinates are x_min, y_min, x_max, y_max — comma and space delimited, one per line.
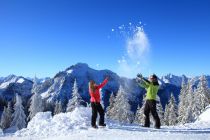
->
89, 77, 109, 128
136, 74, 161, 129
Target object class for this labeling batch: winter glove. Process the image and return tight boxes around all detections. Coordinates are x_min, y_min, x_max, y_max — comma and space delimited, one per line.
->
136, 77, 141, 83
137, 73, 143, 79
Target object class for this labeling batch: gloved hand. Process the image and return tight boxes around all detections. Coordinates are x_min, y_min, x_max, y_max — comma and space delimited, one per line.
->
136, 77, 141, 83
136, 77, 142, 84
137, 73, 143, 79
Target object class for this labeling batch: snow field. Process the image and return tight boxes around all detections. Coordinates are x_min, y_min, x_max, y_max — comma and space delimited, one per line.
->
0, 106, 210, 140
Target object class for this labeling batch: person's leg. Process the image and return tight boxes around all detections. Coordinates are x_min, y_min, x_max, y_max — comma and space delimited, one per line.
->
96, 103, 105, 126
91, 102, 98, 127
144, 100, 150, 127
150, 100, 160, 129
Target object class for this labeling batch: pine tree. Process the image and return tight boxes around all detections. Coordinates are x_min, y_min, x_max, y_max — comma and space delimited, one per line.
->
192, 76, 210, 120
28, 92, 44, 121
108, 85, 134, 123
31, 75, 39, 94
192, 90, 202, 121
1, 102, 13, 130
0, 107, 8, 129
6, 102, 13, 126
156, 99, 164, 125
168, 94, 178, 125
134, 95, 146, 125
182, 80, 194, 123
164, 94, 178, 126
66, 79, 84, 112
178, 80, 187, 124
106, 92, 115, 118
100, 89, 105, 108
164, 104, 170, 126
54, 101, 63, 115
10, 94, 26, 130
43, 100, 54, 112
196, 76, 210, 111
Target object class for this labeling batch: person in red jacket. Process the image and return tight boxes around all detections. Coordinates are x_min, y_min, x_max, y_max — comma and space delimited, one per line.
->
89, 77, 109, 128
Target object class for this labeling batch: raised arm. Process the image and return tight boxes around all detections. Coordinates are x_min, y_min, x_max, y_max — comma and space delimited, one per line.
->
139, 79, 149, 89
96, 78, 108, 89
137, 74, 150, 89
142, 78, 150, 84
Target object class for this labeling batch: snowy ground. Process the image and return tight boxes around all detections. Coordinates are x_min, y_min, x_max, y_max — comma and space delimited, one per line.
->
1, 107, 210, 140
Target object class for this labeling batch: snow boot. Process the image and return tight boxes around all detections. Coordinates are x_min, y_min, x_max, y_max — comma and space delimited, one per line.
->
154, 126, 160, 129
92, 125, 98, 129
99, 123, 106, 127
143, 124, 150, 128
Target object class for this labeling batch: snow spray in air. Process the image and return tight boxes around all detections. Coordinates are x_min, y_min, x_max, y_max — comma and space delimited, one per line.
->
111, 22, 150, 78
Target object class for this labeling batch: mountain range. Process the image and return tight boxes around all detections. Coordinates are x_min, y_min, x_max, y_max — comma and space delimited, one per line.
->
0, 63, 210, 112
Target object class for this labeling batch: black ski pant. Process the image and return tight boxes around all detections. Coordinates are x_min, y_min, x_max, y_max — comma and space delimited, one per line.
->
144, 99, 160, 128
91, 102, 105, 126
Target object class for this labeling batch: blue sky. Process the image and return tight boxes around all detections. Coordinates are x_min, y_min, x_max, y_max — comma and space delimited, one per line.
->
0, 0, 210, 78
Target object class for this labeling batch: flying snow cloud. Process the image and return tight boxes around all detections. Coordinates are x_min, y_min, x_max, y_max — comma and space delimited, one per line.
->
113, 22, 150, 78
127, 27, 149, 61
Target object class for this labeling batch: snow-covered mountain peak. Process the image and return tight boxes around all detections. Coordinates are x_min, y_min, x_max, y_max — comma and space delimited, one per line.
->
38, 63, 123, 103
0, 75, 28, 89
67, 69, 73, 74
66, 63, 89, 72
161, 74, 188, 87
17, 78, 25, 84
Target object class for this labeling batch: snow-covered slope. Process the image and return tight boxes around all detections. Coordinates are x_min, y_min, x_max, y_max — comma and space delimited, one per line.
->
14, 107, 91, 137
0, 75, 31, 90
26, 77, 51, 85
0, 75, 33, 103
161, 74, 210, 88
0, 75, 19, 89
197, 105, 210, 122
0, 77, 4, 84
1, 107, 210, 140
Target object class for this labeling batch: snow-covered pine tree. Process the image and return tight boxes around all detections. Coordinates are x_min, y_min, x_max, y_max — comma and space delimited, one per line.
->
178, 80, 187, 124
164, 104, 170, 126
100, 89, 105, 108
183, 80, 194, 123
192, 89, 201, 121
43, 99, 54, 112
1, 102, 13, 129
31, 75, 38, 94
156, 99, 164, 125
28, 92, 44, 121
10, 94, 26, 130
134, 105, 142, 124
196, 76, 210, 111
66, 79, 84, 112
6, 102, 12, 126
54, 101, 63, 115
106, 92, 115, 118
167, 94, 178, 126
108, 85, 134, 123
192, 75, 210, 120
134, 95, 146, 125
0, 107, 8, 129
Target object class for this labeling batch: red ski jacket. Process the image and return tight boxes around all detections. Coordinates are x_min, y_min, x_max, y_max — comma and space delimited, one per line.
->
89, 78, 108, 103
